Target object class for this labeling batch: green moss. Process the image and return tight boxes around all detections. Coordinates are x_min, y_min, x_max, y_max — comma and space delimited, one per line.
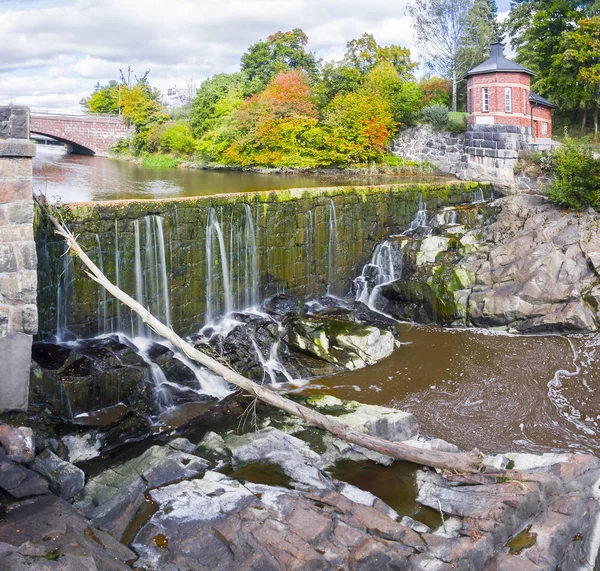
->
508, 526, 537, 555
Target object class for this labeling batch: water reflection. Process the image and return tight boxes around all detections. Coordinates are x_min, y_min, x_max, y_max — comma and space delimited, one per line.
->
33, 145, 444, 203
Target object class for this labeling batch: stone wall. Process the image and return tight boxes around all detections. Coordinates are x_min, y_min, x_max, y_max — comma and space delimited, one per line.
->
35, 182, 491, 340
392, 124, 531, 185
0, 106, 37, 411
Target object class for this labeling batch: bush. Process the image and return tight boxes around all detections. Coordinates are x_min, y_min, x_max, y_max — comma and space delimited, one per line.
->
421, 104, 449, 130
546, 137, 600, 209
446, 113, 467, 134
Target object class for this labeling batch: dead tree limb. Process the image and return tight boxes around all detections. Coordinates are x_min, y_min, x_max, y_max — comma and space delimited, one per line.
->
37, 196, 483, 474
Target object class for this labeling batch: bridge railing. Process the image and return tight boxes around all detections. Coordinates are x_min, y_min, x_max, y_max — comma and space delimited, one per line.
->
31, 109, 122, 119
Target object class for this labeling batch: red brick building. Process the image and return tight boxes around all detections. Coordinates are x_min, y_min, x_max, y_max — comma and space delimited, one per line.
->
465, 43, 557, 139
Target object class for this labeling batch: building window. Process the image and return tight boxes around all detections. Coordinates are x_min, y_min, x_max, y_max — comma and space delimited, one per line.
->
542, 122, 548, 136
482, 88, 489, 112
505, 87, 512, 113
524, 90, 527, 114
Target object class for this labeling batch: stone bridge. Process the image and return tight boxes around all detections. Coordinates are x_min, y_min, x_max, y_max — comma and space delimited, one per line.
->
30, 112, 130, 156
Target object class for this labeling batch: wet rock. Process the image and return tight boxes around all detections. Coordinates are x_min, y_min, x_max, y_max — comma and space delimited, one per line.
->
30, 337, 155, 420
0, 424, 35, 464
195, 431, 230, 465
143, 342, 199, 388
0, 455, 49, 498
75, 440, 208, 541
263, 293, 302, 316
225, 427, 333, 491
377, 195, 600, 333
132, 472, 417, 571
305, 395, 419, 442
31, 450, 85, 500
62, 432, 103, 464
0, 492, 135, 569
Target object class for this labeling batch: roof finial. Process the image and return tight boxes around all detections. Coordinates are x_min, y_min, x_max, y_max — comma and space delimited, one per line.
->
491, 42, 504, 58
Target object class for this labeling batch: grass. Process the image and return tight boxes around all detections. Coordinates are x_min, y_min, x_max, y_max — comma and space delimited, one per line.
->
140, 154, 182, 169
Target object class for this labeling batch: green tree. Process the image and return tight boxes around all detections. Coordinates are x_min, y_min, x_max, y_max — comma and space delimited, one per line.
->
408, 0, 498, 111
190, 73, 246, 137
240, 28, 318, 94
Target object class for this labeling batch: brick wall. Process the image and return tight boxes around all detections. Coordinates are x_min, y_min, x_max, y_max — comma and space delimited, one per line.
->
467, 72, 532, 130
30, 114, 130, 156
0, 106, 36, 411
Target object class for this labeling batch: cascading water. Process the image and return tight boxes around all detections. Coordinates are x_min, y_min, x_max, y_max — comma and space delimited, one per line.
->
327, 199, 338, 295
56, 242, 73, 342
403, 194, 429, 235
244, 204, 259, 308
354, 240, 402, 313
472, 188, 485, 204
134, 219, 144, 336
205, 207, 234, 321
95, 235, 107, 335
305, 209, 314, 292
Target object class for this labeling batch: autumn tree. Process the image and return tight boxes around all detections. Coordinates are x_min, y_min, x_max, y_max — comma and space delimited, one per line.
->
241, 29, 319, 94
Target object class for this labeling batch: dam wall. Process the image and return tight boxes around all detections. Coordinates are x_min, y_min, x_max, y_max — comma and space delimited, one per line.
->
35, 182, 493, 340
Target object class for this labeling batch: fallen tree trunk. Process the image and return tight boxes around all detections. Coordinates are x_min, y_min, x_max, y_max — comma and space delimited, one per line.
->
37, 197, 483, 474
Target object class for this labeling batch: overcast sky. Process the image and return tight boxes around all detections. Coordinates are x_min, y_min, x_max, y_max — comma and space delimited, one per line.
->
0, 0, 510, 113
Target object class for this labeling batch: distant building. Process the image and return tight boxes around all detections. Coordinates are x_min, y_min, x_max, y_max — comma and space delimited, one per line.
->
465, 43, 557, 140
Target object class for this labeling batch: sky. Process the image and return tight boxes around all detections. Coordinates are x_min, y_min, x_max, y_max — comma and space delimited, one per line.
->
0, 0, 511, 113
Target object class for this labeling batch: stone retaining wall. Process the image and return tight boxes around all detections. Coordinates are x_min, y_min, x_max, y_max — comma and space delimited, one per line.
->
35, 182, 491, 339
392, 124, 531, 184
0, 106, 37, 411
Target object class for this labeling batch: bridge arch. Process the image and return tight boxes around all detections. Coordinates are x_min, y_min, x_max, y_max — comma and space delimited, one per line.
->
30, 113, 131, 156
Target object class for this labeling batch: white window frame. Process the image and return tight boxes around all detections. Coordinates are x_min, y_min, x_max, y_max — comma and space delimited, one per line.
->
482, 88, 489, 112
505, 87, 512, 113
542, 122, 548, 136
524, 89, 527, 114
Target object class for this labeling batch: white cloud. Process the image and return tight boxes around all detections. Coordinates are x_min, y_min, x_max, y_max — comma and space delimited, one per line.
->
0, 0, 417, 112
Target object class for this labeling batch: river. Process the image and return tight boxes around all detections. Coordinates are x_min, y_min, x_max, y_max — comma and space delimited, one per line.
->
34, 145, 600, 458
32, 145, 442, 202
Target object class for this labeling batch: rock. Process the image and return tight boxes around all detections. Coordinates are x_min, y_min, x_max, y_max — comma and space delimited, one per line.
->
225, 427, 333, 491
263, 293, 301, 316
0, 456, 49, 498
0, 424, 35, 464
62, 432, 103, 464
305, 395, 419, 442
0, 492, 135, 569
31, 450, 85, 500
75, 441, 209, 541
195, 431, 230, 465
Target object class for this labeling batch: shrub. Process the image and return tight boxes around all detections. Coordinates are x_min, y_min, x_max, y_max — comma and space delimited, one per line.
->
546, 137, 600, 209
140, 154, 181, 168
446, 113, 467, 134
421, 104, 449, 130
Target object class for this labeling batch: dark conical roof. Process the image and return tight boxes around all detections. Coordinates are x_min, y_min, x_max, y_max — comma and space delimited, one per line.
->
464, 43, 535, 78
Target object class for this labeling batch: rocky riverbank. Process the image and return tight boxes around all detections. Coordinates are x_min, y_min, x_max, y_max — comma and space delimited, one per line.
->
367, 193, 600, 333
1, 396, 599, 570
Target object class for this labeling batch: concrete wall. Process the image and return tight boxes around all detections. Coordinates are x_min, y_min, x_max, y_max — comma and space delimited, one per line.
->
35, 182, 491, 340
0, 106, 37, 411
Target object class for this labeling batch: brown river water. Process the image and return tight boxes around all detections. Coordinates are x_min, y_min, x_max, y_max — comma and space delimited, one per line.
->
299, 324, 600, 456
34, 145, 600, 457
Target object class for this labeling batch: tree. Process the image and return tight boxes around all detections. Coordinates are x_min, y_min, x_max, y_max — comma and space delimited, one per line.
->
190, 73, 246, 137
240, 28, 319, 94
560, 16, 600, 135
420, 77, 453, 107
408, 0, 498, 111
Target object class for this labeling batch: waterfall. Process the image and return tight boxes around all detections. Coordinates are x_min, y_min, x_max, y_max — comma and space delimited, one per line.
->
56, 242, 73, 342
435, 208, 458, 227
250, 325, 296, 385
403, 194, 429, 234
472, 188, 485, 204
327, 199, 338, 295
95, 234, 107, 335
305, 209, 314, 294
132, 216, 172, 337
114, 220, 121, 334
205, 207, 233, 321
354, 240, 402, 312
244, 204, 259, 308
134, 219, 144, 336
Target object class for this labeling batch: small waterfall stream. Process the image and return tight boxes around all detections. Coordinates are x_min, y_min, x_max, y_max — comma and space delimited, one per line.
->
327, 199, 338, 295
403, 194, 429, 235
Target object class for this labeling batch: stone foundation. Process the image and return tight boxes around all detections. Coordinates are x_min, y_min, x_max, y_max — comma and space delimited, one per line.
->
0, 106, 37, 411
392, 124, 532, 185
